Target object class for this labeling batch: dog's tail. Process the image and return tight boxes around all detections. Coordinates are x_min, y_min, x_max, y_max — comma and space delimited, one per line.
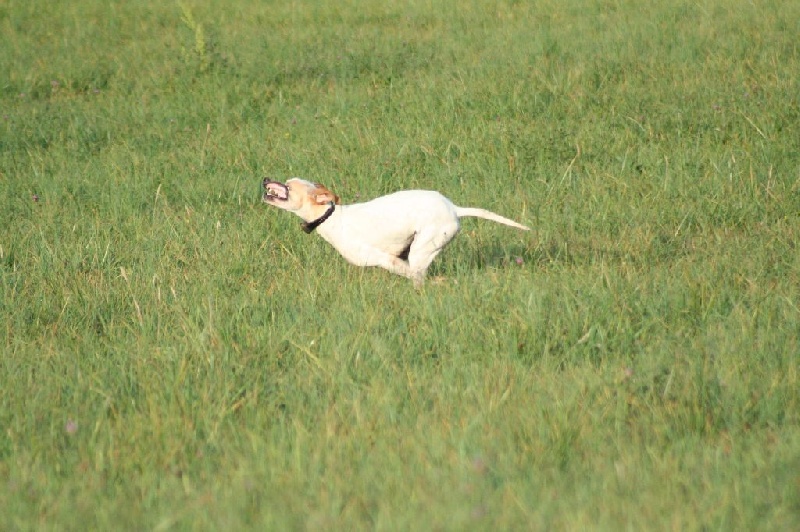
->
455, 207, 530, 231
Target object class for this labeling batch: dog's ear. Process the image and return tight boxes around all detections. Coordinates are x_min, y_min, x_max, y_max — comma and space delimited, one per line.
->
312, 184, 340, 205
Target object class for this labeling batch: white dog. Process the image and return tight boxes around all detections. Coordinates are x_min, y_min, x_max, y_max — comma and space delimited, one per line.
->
263, 178, 529, 286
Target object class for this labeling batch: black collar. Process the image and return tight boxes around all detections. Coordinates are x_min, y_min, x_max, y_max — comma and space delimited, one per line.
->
301, 202, 336, 234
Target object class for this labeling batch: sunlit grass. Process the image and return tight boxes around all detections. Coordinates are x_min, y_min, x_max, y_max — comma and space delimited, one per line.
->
1, 0, 799, 529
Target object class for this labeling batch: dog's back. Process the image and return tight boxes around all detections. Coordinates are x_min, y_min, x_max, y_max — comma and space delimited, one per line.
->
347, 190, 457, 224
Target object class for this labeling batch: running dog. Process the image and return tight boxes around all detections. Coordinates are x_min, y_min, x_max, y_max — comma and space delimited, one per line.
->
262, 178, 529, 286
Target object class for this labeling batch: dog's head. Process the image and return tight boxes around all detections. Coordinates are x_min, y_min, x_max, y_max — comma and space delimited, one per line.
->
262, 178, 340, 215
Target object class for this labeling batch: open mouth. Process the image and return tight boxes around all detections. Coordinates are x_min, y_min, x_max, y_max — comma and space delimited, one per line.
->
262, 179, 289, 202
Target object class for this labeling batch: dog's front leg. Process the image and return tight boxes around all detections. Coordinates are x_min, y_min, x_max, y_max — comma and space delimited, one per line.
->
328, 242, 417, 283
364, 252, 427, 287
363, 250, 418, 283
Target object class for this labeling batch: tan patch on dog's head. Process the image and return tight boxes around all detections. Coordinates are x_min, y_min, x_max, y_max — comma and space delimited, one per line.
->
284, 179, 339, 204
310, 183, 340, 205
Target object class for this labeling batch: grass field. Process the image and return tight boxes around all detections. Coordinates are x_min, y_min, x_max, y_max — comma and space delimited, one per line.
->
2, 0, 799, 529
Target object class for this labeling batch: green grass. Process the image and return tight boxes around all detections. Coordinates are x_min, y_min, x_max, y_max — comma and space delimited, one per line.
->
2, 0, 799, 529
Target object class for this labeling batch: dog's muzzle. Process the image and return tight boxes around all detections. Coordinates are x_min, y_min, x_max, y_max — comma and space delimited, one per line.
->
262, 179, 289, 202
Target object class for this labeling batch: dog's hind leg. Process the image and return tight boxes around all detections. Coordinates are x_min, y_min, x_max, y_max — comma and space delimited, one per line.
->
405, 223, 460, 287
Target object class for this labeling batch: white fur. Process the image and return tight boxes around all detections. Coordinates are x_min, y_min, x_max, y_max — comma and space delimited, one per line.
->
263, 178, 529, 286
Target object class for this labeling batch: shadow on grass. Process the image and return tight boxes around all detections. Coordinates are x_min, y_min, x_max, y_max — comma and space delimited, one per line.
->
430, 230, 698, 278
429, 235, 580, 278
